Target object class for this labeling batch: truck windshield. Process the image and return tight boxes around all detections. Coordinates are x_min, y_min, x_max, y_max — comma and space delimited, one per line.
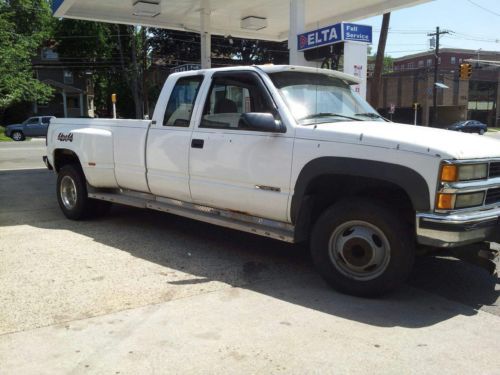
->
268, 71, 385, 125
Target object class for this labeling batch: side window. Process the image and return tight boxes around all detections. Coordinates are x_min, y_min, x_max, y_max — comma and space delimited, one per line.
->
42, 117, 51, 125
200, 73, 274, 130
26, 118, 39, 125
163, 75, 204, 127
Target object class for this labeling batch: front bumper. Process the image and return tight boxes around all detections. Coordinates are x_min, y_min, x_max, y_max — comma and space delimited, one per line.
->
416, 207, 500, 247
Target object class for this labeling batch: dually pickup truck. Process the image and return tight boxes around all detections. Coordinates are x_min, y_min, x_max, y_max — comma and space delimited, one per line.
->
45, 65, 500, 296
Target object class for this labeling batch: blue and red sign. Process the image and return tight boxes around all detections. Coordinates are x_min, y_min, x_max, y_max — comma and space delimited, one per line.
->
297, 22, 372, 51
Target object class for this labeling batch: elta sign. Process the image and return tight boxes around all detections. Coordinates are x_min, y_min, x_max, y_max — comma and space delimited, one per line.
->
297, 22, 372, 51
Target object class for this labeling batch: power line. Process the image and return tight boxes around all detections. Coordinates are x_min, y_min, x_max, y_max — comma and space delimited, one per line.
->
466, 0, 500, 17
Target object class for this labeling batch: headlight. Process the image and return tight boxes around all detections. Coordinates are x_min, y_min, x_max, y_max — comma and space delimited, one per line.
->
440, 163, 488, 182
455, 192, 485, 208
436, 192, 485, 210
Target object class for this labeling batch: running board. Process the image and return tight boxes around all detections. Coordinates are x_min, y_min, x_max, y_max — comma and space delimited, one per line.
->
87, 189, 295, 243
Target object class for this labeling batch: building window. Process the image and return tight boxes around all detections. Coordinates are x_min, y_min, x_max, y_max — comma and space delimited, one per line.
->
418, 60, 424, 68
451, 56, 456, 64
63, 70, 74, 84
427, 58, 433, 67
407, 62, 414, 70
41, 47, 59, 60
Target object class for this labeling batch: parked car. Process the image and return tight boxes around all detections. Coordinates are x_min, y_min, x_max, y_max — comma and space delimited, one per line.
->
4, 116, 55, 141
45, 65, 500, 297
447, 120, 487, 135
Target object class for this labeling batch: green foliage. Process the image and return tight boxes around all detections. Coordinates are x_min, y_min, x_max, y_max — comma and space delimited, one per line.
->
0, 0, 54, 109
148, 29, 289, 66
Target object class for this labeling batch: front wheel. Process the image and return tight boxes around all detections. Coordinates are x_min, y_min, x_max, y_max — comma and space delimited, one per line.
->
479, 129, 485, 135
310, 199, 415, 297
11, 131, 25, 141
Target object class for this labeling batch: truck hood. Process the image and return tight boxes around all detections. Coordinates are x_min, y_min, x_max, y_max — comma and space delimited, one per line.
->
295, 121, 500, 160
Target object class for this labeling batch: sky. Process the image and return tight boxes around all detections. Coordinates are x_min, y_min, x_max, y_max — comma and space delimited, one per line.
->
356, 0, 500, 58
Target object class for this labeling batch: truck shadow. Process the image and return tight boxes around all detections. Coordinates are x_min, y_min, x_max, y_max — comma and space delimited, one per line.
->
1, 169, 499, 329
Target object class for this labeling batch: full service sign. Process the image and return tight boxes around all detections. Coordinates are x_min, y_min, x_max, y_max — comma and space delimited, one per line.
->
297, 22, 372, 51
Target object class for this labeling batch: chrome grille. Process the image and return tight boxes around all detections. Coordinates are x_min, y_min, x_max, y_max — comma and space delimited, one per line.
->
489, 162, 500, 178
485, 187, 500, 205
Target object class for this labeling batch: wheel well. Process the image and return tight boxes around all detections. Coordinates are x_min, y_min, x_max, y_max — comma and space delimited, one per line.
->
294, 174, 415, 242
53, 149, 82, 172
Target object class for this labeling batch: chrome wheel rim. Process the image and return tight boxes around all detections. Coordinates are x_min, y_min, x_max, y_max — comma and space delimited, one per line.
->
60, 175, 77, 210
328, 220, 391, 281
12, 132, 22, 141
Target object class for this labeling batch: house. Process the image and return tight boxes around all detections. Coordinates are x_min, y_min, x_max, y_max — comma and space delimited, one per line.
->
32, 47, 95, 118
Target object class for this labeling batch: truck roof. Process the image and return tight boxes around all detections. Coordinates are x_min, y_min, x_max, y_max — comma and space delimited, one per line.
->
170, 65, 361, 85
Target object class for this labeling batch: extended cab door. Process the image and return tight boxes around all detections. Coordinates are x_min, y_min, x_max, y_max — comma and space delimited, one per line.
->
146, 74, 204, 202
189, 71, 294, 222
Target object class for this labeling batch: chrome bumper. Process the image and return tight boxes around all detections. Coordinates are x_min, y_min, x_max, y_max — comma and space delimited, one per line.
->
416, 207, 500, 247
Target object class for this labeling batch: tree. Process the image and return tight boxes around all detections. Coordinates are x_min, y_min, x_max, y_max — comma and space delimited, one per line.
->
0, 0, 54, 112
148, 29, 289, 66
54, 20, 145, 118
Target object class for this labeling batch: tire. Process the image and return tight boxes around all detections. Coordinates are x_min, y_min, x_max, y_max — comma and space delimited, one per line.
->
57, 164, 111, 220
479, 129, 485, 135
11, 131, 25, 141
310, 199, 415, 297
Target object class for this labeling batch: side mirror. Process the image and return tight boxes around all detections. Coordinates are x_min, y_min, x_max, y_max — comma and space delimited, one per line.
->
238, 113, 285, 133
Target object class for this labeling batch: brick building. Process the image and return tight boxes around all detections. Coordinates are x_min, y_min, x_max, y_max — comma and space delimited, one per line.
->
368, 48, 500, 127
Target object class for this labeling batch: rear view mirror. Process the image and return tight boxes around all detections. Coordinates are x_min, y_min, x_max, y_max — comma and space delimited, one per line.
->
238, 113, 285, 133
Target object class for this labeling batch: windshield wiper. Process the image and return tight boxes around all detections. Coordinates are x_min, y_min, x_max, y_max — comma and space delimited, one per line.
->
355, 112, 386, 120
299, 113, 361, 122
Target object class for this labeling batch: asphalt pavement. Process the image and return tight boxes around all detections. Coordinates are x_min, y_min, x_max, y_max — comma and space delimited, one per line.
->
1, 139, 499, 374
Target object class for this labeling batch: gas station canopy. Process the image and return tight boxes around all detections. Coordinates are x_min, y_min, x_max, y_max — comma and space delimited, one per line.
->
52, 0, 430, 94
53, 0, 429, 42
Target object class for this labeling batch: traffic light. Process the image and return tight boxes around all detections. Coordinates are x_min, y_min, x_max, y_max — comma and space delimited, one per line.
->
459, 63, 472, 80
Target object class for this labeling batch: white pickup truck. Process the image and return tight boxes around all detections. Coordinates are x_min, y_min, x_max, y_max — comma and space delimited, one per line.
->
44, 65, 500, 296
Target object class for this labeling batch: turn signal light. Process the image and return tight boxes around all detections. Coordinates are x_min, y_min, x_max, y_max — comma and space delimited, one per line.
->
440, 165, 458, 182
436, 193, 454, 210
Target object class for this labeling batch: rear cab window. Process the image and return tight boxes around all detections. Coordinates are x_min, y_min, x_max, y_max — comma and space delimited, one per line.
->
163, 76, 204, 127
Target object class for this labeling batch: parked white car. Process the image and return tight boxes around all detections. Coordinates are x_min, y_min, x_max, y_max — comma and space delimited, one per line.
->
44, 65, 500, 296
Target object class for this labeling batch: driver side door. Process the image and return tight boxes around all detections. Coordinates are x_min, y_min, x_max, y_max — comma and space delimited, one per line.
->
189, 71, 294, 222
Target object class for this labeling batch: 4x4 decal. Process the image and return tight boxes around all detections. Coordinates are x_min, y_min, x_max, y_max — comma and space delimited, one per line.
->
57, 132, 73, 142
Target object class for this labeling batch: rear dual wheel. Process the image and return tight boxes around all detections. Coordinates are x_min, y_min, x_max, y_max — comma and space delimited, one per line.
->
310, 199, 414, 297
57, 164, 111, 220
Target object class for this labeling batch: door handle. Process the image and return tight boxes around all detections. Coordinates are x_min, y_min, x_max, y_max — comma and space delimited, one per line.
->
191, 139, 204, 149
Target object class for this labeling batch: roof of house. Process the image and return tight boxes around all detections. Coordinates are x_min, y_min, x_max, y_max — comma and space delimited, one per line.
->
42, 79, 83, 94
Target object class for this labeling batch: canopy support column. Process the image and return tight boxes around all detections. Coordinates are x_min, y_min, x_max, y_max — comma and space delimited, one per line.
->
289, 0, 309, 66
200, 0, 211, 69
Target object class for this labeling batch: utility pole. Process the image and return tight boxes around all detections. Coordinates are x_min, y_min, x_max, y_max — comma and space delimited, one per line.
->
370, 12, 391, 108
427, 27, 449, 126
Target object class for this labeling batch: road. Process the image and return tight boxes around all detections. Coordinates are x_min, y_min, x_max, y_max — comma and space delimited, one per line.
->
1, 140, 499, 374
0, 139, 46, 170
